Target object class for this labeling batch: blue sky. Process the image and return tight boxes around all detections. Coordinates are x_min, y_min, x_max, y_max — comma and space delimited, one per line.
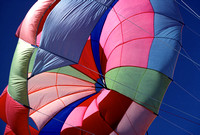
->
0, 0, 200, 135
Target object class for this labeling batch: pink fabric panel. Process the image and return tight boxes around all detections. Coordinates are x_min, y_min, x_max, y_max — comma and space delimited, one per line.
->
106, 38, 153, 72
36, 32, 42, 46
102, 25, 123, 59
28, 72, 56, 94
82, 89, 111, 120
57, 74, 94, 86
29, 87, 57, 114
30, 99, 64, 130
60, 90, 96, 106
18, 0, 55, 45
61, 106, 87, 131
100, 10, 120, 49
100, 0, 154, 71
113, 0, 154, 22
57, 86, 94, 98
97, 88, 110, 104
113, 101, 156, 135
106, 45, 122, 72
83, 99, 99, 120
121, 38, 153, 67
30, 91, 95, 130
100, 0, 154, 48
122, 13, 154, 42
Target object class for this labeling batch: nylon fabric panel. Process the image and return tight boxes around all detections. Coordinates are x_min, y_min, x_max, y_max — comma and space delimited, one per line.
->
8, 39, 34, 106
91, 0, 119, 76
99, 0, 154, 72
28, 49, 95, 83
39, 94, 96, 134
32, 0, 115, 76
105, 67, 171, 113
98, 90, 132, 130
106, 38, 153, 72
31, 48, 74, 77
71, 40, 100, 81
6, 92, 29, 135
60, 89, 134, 135
4, 125, 14, 135
61, 93, 101, 133
147, 13, 182, 78
150, 0, 183, 23
16, 0, 59, 45
0, 87, 7, 123
100, 0, 154, 48
112, 101, 156, 135
148, 38, 181, 79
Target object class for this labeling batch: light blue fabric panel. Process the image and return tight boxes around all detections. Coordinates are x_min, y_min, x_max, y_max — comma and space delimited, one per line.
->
32, 0, 114, 76
148, 13, 182, 78
150, 0, 183, 23
148, 38, 181, 79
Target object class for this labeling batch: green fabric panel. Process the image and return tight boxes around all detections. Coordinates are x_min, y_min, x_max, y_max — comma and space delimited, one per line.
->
8, 39, 35, 106
50, 66, 95, 84
105, 67, 171, 113
28, 49, 95, 84
28, 48, 37, 73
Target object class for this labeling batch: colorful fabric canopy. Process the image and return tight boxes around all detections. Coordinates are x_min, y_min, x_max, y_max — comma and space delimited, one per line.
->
0, 0, 183, 134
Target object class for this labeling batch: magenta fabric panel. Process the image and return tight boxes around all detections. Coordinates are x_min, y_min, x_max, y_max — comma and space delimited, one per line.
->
100, 0, 154, 71
106, 38, 153, 72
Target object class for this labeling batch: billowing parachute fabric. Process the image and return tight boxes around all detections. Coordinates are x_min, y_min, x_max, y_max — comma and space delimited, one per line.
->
0, 0, 183, 135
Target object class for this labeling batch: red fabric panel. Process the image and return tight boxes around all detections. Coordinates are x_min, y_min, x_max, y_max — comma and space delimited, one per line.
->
98, 90, 132, 129
61, 127, 82, 135
61, 90, 133, 135
82, 112, 114, 135
29, 126, 39, 135
61, 92, 114, 135
72, 40, 99, 81
99, 45, 107, 76
0, 87, 8, 123
61, 112, 114, 135
4, 125, 15, 135
6, 93, 29, 135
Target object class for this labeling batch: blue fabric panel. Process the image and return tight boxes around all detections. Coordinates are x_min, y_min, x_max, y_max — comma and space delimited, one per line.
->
95, 78, 104, 92
153, 14, 183, 44
28, 117, 39, 131
148, 38, 181, 79
32, 0, 115, 76
150, 0, 183, 23
39, 93, 96, 134
91, 0, 118, 76
148, 12, 183, 78
31, 48, 74, 76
